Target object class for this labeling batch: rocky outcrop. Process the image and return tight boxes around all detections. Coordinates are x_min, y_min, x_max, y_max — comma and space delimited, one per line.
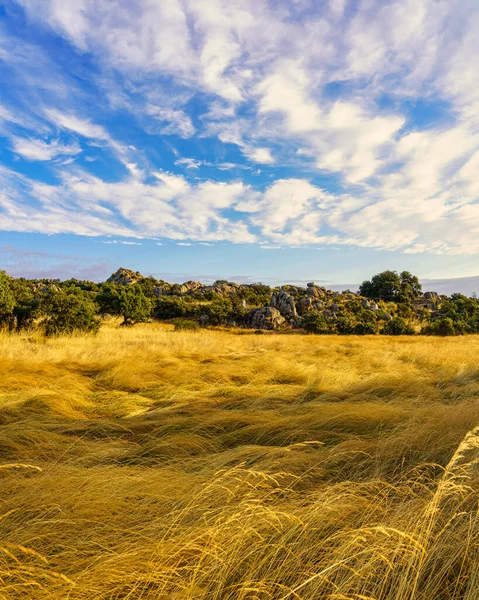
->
107, 268, 144, 286
298, 297, 313, 315
270, 289, 298, 319
212, 281, 240, 295
361, 299, 379, 311
179, 281, 203, 294
413, 292, 441, 311
250, 307, 285, 330
153, 285, 170, 297
307, 282, 325, 298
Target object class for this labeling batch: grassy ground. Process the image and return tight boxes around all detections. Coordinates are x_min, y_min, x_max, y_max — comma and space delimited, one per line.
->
1, 324, 479, 599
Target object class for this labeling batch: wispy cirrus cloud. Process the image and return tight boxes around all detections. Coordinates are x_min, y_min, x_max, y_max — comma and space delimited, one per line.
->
11, 136, 81, 161
0, 0, 478, 260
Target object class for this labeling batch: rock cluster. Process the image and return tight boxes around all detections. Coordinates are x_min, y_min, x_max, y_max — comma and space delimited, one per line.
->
106, 269, 443, 331
250, 307, 285, 330
107, 268, 144, 286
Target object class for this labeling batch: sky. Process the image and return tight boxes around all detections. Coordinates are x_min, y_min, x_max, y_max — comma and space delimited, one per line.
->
0, 0, 479, 291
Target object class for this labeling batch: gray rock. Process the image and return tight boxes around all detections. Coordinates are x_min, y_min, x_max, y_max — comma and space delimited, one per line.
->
107, 268, 143, 286
251, 307, 286, 330
307, 283, 325, 298
179, 281, 203, 294
270, 289, 298, 319
298, 297, 313, 315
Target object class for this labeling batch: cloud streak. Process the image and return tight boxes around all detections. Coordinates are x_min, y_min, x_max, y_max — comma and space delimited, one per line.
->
0, 0, 478, 257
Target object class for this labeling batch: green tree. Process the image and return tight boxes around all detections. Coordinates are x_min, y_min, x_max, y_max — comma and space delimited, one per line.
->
40, 287, 100, 336
99, 284, 153, 326
399, 271, 422, 302
117, 286, 152, 325
0, 271, 15, 329
360, 270, 422, 303
10, 278, 40, 331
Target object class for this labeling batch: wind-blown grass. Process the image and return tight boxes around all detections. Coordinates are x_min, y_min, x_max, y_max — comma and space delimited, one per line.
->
1, 324, 479, 598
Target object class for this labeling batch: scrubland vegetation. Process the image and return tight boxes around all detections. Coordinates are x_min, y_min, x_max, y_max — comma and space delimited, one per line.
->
3, 267, 479, 337
1, 324, 479, 599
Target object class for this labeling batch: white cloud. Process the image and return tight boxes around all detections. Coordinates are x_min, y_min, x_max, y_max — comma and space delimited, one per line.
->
244, 147, 274, 164
12, 137, 81, 161
3, 0, 479, 257
147, 106, 196, 138
44, 109, 110, 140
175, 157, 202, 169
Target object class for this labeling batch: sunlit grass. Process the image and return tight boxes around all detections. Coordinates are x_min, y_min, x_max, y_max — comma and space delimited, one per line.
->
1, 324, 479, 598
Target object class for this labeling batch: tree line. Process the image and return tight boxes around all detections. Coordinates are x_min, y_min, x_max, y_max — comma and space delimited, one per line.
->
0, 269, 478, 336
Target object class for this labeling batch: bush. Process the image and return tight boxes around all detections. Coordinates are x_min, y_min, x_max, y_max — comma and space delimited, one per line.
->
0, 271, 15, 328
300, 312, 332, 334
154, 296, 190, 319
40, 288, 100, 336
354, 320, 379, 335
174, 319, 199, 331
98, 284, 152, 325
422, 317, 457, 336
200, 297, 235, 326
335, 316, 356, 334
381, 317, 415, 336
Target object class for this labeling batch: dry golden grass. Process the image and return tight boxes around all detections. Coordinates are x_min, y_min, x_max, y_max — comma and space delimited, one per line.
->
1, 324, 479, 599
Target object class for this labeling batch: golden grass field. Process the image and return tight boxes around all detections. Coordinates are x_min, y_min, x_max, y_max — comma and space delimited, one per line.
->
1, 324, 479, 599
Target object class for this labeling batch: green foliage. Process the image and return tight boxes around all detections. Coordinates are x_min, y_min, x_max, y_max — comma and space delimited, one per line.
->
335, 315, 357, 334
360, 270, 421, 303
10, 278, 39, 331
117, 285, 153, 326
423, 317, 457, 336
381, 317, 415, 336
231, 283, 272, 307
98, 284, 152, 325
61, 279, 100, 292
353, 320, 379, 335
174, 319, 199, 331
137, 276, 163, 299
154, 296, 192, 319
40, 287, 100, 336
0, 271, 15, 327
422, 294, 479, 335
300, 312, 332, 334
200, 297, 236, 326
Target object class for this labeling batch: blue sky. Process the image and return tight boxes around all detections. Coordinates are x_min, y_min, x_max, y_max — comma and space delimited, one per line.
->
0, 0, 479, 289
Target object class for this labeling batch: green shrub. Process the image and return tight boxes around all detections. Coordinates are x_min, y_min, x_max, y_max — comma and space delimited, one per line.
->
381, 317, 415, 336
40, 288, 100, 336
154, 296, 190, 319
354, 320, 378, 335
0, 271, 15, 328
174, 319, 199, 331
422, 317, 457, 336
300, 312, 332, 334
199, 297, 235, 326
